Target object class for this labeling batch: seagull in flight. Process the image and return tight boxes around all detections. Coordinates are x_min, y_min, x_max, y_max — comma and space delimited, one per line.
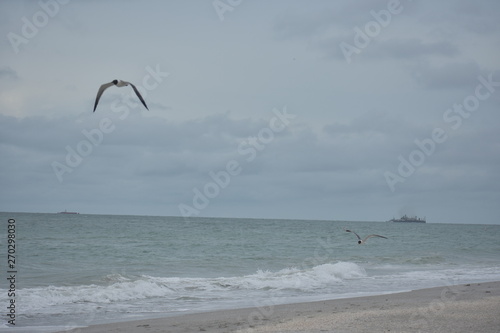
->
93, 80, 149, 112
344, 228, 387, 244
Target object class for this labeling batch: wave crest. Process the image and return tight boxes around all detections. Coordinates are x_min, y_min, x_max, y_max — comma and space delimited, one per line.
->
15, 262, 365, 313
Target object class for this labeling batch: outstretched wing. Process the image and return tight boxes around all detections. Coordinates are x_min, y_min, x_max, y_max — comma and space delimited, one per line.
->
93, 81, 115, 112
128, 82, 149, 110
344, 228, 361, 240
363, 234, 388, 242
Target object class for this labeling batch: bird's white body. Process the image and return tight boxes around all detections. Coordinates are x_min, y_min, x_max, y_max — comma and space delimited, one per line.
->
114, 80, 129, 88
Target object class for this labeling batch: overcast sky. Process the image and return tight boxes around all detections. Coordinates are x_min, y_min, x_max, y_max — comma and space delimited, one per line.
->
1, 0, 499, 224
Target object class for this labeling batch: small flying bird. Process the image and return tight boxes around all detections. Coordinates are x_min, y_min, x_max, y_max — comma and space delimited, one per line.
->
93, 79, 149, 112
344, 228, 387, 244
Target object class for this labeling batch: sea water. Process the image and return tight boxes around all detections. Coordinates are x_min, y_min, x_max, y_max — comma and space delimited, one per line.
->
0, 212, 499, 332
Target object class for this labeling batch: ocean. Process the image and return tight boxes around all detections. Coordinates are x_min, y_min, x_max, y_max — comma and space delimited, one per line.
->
1, 212, 499, 332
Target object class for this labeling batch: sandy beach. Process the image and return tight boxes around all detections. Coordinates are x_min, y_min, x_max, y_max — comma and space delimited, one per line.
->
59, 281, 500, 333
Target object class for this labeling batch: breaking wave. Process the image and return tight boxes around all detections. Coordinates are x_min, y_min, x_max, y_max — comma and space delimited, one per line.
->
14, 262, 366, 314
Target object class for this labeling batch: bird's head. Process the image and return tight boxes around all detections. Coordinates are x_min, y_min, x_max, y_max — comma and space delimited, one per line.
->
358, 240, 362, 244
112, 79, 118, 85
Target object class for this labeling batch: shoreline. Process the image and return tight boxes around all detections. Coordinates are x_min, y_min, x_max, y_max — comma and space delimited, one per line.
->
58, 281, 500, 333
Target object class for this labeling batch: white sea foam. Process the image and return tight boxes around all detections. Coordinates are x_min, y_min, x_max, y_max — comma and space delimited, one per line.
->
7, 261, 500, 319
17, 277, 174, 312
9, 262, 366, 317
218, 261, 366, 291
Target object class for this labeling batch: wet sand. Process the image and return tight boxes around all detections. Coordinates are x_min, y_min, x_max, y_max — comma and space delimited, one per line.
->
60, 281, 500, 333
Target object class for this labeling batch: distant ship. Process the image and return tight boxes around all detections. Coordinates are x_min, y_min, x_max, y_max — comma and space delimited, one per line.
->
58, 210, 79, 214
389, 214, 426, 223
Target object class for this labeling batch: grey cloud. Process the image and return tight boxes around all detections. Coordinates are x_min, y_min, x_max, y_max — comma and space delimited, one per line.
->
0, 66, 18, 80
318, 37, 460, 63
0, 114, 74, 153
273, 0, 397, 40
416, 0, 500, 35
2, 107, 499, 221
412, 61, 482, 90
370, 38, 459, 59
0, 111, 297, 183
